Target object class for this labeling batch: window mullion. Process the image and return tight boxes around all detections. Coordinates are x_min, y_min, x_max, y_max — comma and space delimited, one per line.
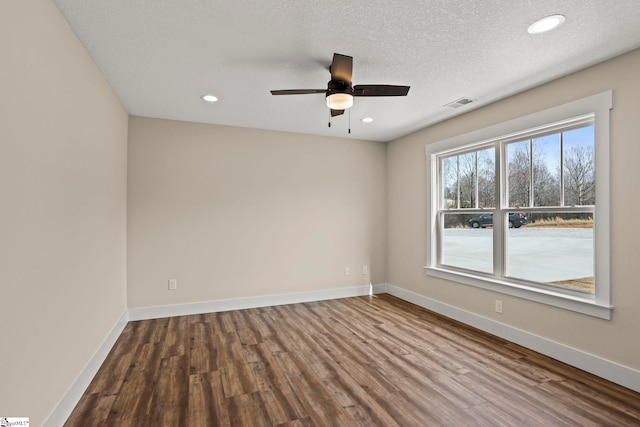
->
474, 152, 479, 208
560, 132, 565, 207
494, 143, 505, 278
456, 156, 460, 209
529, 138, 534, 207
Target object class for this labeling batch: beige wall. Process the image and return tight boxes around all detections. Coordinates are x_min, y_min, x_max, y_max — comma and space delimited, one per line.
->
3, 0, 638, 422
127, 118, 386, 308
0, 1, 128, 425
387, 48, 640, 370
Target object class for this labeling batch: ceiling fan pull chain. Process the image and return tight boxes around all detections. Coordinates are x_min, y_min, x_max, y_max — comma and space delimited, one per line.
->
348, 108, 351, 134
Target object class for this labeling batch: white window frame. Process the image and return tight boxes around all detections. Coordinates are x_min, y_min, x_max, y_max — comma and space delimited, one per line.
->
425, 91, 612, 319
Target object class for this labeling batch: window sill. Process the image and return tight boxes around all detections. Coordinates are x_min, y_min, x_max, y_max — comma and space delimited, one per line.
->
425, 266, 612, 320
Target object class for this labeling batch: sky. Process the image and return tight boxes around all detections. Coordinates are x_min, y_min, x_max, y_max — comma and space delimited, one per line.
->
529, 125, 595, 174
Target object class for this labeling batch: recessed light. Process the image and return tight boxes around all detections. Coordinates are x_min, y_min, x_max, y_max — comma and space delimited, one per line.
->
528, 14, 565, 34
361, 117, 374, 123
201, 94, 218, 103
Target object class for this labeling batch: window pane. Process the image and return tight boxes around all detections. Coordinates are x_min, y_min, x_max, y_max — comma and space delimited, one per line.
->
459, 153, 476, 208
442, 156, 459, 208
477, 148, 495, 208
564, 126, 595, 206
442, 213, 492, 273
507, 212, 594, 293
507, 140, 531, 208
532, 134, 561, 206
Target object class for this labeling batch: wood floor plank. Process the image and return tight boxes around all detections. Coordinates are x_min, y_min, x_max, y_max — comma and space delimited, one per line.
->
104, 341, 163, 423
462, 401, 525, 427
370, 357, 477, 425
187, 371, 231, 427
64, 393, 116, 427
227, 392, 272, 427
187, 373, 216, 427
149, 355, 190, 424
453, 371, 579, 426
273, 351, 355, 426
535, 380, 640, 427
243, 310, 278, 339
247, 343, 307, 421
287, 329, 401, 426
189, 322, 219, 374
90, 352, 135, 395
554, 377, 640, 421
310, 333, 401, 397
220, 361, 259, 398
255, 388, 300, 425
65, 294, 640, 426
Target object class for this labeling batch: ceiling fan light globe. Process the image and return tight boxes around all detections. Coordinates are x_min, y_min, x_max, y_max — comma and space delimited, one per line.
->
326, 93, 354, 110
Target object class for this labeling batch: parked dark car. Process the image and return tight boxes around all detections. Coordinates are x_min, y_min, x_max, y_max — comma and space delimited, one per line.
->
468, 212, 528, 228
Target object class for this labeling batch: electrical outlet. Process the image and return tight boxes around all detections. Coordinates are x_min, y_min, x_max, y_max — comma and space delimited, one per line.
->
362, 265, 369, 275
168, 279, 177, 290
495, 299, 503, 314
344, 267, 350, 276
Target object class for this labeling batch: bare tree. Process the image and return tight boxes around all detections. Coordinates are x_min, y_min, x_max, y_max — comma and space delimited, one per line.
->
564, 145, 595, 205
443, 156, 459, 208
477, 149, 495, 208
458, 152, 476, 208
508, 143, 531, 207
534, 163, 560, 206
508, 140, 561, 207
441, 150, 494, 227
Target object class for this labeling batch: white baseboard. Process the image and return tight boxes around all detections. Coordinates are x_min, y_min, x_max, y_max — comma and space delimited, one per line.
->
382, 283, 640, 393
371, 283, 389, 294
44, 309, 130, 427
129, 284, 376, 321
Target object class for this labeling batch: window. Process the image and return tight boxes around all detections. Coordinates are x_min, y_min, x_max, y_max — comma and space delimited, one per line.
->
426, 92, 612, 319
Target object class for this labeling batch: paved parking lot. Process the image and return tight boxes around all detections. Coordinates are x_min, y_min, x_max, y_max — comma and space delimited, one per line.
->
442, 227, 593, 283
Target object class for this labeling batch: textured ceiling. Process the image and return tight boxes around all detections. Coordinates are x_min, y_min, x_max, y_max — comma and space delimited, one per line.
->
53, 0, 640, 142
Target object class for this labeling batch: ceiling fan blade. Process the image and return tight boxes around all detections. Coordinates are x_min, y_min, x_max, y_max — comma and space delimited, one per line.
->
353, 85, 410, 97
330, 109, 345, 117
270, 89, 326, 95
330, 53, 353, 84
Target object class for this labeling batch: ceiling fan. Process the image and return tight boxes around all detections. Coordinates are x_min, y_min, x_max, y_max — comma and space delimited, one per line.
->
270, 53, 410, 118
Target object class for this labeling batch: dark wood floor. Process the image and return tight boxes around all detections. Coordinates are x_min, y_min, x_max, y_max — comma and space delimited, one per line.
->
65, 294, 640, 426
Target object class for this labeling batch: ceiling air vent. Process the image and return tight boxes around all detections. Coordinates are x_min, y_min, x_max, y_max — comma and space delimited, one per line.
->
444, 97, 476, 108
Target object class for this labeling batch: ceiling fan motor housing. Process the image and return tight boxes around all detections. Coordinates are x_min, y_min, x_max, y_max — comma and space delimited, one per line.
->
327, 80, 353, 96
